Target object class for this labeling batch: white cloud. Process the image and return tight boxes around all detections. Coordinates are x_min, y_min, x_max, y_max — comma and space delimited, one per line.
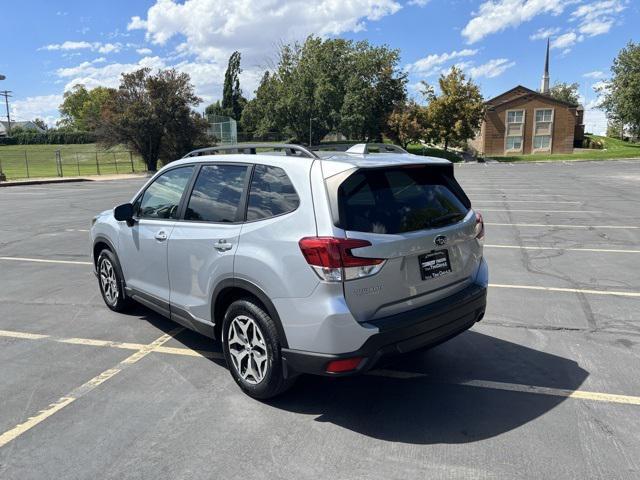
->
136, 48, 153, 55
408, 0, 430, 6
583, 70, 605, 79
40, 41, 122, 54
462, 0, 577, 44
407, 49, 478, 75
529, 26, 560, 40
10, 94, 63, 125
550, 31, 579, 49
578, 17, 614, 36
128, 0, 402, 62
573, 0, 626, 37
468, 58, 516, 78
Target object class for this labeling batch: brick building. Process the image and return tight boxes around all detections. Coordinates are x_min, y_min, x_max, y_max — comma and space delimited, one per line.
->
470, 41, 585, 156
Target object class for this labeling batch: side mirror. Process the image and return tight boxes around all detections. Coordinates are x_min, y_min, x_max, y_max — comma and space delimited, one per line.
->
114, 203, 134, 223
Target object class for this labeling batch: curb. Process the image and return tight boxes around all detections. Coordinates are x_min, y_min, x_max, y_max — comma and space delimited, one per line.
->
0, 178, 91, 187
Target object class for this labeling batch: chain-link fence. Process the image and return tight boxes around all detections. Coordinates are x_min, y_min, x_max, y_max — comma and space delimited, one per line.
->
0, 149, 147, 180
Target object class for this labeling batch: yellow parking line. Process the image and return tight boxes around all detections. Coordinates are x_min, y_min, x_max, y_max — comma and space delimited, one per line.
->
486, 222, 640, 229
0, 256, 92, 266
0, 328, 182, 449
369, 370, 640, 406
485, 244, 640, 254
489, 283, 640, 298
1, 328, 640, 408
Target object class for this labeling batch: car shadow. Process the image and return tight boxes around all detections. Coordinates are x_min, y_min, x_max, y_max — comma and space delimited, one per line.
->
128, 307, 589, 445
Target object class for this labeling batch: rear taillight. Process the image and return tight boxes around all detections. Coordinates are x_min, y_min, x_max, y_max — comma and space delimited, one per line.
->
475, 212, 485, 240
298, 237, 385, 282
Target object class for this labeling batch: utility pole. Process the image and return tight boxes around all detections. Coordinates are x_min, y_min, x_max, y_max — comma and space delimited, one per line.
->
0, 90, 12, 136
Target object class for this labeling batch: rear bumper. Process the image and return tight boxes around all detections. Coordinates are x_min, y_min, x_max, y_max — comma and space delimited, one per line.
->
281, 280, 487, 377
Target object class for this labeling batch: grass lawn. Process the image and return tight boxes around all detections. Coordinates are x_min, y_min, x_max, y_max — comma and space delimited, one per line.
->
0, 144, 146, 180
494, 135, 640, 162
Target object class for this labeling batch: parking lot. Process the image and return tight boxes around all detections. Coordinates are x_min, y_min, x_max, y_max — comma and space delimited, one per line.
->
1, 159, 639, 479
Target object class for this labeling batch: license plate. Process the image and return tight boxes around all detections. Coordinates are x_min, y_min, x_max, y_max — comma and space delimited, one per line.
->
419, 250, 451, 280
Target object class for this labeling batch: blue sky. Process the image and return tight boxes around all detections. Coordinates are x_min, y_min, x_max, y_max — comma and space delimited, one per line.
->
2, 0, 638, 134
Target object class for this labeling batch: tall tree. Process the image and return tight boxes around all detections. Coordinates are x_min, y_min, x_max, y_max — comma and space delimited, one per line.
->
97, 68, 207, 171
422, 67, 484, 151
600, 41, 640, 138
549, 82, 580, 105
221, 51, 246, 120
240, 36, 406, 143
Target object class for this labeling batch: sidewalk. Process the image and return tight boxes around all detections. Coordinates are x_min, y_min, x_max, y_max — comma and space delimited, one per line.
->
0, 172, 149, 187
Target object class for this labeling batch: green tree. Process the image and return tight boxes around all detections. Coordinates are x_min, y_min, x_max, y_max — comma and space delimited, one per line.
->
221, 51, 246, 120
385, 100, 428, 148
240, 36, 406, 144
33, 118, 48, 131
59, 85, 116, 131
549, 82, 580, 106
96, 68, 208, 171
422, 67, 484, 151
600, 41, 640, 138
205, 100, 225, 117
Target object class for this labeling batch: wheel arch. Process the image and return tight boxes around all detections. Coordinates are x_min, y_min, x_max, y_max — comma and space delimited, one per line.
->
93, 235, 117, 267
212, 278, 288, 348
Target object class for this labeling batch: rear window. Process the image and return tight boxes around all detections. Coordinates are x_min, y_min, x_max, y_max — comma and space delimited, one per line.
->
337, 167, 469, 234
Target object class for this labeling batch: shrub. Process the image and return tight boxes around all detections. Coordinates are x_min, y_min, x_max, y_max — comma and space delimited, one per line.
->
0, 131, 97, 145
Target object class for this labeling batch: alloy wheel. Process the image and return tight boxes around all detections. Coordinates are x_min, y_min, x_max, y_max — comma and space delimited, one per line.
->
99, 258, 118, 304
227, 315, 269, 384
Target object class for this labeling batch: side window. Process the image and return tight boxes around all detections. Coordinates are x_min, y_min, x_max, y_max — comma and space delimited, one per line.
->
246, 165, 300, 221
137, 166, 194, 219
185, 164, 248, 222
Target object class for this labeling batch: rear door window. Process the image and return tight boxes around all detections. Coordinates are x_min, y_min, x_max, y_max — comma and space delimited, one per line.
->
246, 165, 299, 221
185, 164, 249, 222
338, 167, 469, 234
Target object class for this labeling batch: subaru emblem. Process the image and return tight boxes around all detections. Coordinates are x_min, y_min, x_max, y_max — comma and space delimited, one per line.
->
434, 235, 447, 246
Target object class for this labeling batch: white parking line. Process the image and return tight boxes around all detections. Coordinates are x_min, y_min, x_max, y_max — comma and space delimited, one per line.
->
480, 209, 600, 213
65, 228, 90, 233
489, 283, 640, 298
473, 200, 581, 204
486, 222, 640, 229
0, 256, 92, 266
484, 244, 640, 254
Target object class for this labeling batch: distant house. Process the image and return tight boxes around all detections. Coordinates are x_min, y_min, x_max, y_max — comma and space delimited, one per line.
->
470, 41, 585, 156
0, 120, 46, 137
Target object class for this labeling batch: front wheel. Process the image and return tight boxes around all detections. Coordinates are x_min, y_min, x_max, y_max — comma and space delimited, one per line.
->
222, 299, 295, 399
97, 249, 131, 312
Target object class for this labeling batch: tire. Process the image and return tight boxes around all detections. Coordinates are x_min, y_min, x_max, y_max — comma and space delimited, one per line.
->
97, 249, 132, 312
222, 298, 295, 399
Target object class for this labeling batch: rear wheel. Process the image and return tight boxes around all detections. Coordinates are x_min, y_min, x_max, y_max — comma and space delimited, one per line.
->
97, 249, 131, 312
222, 298, 295, 399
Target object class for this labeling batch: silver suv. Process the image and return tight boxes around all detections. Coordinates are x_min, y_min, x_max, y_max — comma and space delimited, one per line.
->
91, 143, 488, 399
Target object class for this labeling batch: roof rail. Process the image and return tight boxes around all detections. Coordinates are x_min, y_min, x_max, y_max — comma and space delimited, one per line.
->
182, 143, 319, 159
344, 143, 408, 155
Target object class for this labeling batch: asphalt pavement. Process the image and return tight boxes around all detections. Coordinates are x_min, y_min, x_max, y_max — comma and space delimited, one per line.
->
1, 159, 639, 479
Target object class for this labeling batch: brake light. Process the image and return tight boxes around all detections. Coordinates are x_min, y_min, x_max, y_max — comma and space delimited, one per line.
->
298, 237, 385, 282
475, 212, 485, 240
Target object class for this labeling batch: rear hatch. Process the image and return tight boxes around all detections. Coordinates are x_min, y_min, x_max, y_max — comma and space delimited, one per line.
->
328, 163, 483, 322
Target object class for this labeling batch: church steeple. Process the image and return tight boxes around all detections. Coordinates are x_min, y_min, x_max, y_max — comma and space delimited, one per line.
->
540, 38, 550, 94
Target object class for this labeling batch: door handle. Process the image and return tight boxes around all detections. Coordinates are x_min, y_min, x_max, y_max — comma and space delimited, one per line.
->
214, 239, 233, 251
155, 230, 168, 241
